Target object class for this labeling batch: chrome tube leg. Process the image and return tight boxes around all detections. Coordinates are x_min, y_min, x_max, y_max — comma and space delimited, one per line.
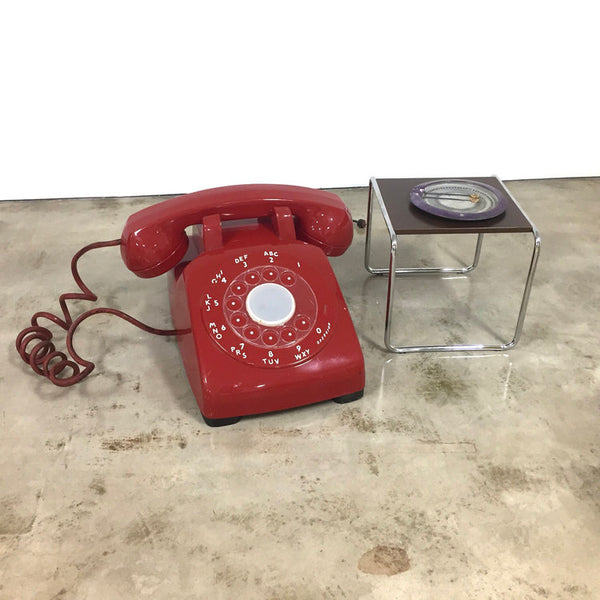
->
383, 235, 398, 351
468, 233, 484, 271
364, 179, 376, 273
501, 229, 542, 350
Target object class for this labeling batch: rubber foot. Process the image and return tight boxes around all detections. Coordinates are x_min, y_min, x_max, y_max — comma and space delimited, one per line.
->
202, 414, 242, 427
333, 389, 364, 404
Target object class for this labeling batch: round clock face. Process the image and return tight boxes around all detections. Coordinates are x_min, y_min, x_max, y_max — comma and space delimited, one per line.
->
410, 179, 507, 221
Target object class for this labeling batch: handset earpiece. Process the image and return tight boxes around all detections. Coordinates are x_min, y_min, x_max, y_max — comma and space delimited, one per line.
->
293, 202, 353, 256
121, 221, 189, 278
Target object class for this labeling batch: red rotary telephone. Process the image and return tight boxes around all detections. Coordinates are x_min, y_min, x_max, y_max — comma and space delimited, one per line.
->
17, 184, 365, 426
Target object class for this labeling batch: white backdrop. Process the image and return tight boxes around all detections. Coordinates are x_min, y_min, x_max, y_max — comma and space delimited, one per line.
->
1, 1, 598, 200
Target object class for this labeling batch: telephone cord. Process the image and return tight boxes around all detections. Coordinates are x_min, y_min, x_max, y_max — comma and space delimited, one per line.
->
15, 239, 180, 387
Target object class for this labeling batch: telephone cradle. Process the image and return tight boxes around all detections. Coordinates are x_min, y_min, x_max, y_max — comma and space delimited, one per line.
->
121, 184, 365, 426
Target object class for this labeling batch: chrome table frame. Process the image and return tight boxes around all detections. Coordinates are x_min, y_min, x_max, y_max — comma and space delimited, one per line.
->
364, 177, 541, 353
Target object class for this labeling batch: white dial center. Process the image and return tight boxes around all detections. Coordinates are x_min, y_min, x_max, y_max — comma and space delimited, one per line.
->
245, 283, 296, 326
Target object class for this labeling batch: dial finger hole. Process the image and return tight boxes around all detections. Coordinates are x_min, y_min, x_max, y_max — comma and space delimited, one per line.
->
262, 268, 278, 281
262, 330, 279, 346
226, 297, 243, 311
231, 312, 247, 327
244, 326, 260, 340
231, 283, 247, 295
281, 327, 296, 343
294, 315, 311, 330
281, 271, 296, 286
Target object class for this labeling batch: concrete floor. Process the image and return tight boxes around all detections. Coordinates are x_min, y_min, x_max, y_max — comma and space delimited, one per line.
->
1, 178, 599, 599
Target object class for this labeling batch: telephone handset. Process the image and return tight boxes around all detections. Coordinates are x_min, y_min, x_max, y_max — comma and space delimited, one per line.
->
121, 184, 354, 278
16, 184, 365, 426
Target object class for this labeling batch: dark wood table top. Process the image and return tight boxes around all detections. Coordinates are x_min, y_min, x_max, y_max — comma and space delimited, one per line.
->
374, 177, 533, 235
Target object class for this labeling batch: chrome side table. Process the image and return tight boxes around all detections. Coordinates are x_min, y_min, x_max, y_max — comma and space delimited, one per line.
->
364, 176, 541, 353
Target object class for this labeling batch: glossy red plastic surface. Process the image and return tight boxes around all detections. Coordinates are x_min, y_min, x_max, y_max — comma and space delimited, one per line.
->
121, 184, 353, 278
166, 211, 364, 421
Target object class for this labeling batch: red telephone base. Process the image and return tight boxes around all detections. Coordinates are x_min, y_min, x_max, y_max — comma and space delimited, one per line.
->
167, 218, 365, 426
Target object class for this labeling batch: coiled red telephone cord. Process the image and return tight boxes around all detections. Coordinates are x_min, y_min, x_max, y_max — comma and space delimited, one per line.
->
15, 239, 180, 387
